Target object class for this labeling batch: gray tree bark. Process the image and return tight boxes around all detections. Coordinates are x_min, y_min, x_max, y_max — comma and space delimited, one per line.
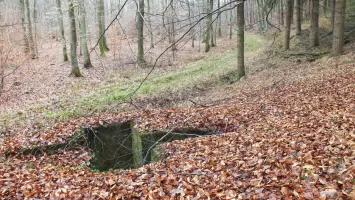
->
78, 0, 93, 68
218, 0, 222, 37
284, 0, 293, 50
137, 0, 146, 66
210, 0, 216, 47
205, 0, 212, 52
24, 0, 36, 59
330, 0, 335, 31
310, 0, 319, 47
97, 0, 106, 56
236, 1, 245, 79
229, 0, 233, 39
68, 0, 82, 77
332, 0, 345, 55
295, 0, 302, 35
56, 0, 68, 62
33, 0, 39, 57
19, 0, 29, 53
186, 0, 195, 47
147, 0, 154, 49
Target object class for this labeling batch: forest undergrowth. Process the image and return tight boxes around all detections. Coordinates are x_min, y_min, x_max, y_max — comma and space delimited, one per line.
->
0, 28, 354, 198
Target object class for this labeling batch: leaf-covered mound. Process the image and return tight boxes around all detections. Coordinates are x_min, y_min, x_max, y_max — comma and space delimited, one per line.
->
0, 70, 354, 199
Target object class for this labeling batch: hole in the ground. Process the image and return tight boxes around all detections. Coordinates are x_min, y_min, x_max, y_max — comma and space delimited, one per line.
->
84, 121, 213, 171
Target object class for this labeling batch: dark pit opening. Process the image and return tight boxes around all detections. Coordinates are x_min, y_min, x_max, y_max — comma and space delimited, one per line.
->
84, 121, 212, 171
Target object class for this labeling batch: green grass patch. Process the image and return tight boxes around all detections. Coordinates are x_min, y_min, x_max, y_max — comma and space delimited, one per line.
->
1, 33, 264, 126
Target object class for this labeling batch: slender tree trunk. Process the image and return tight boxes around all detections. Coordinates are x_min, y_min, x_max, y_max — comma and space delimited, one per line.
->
186, 0, 195, 47
210, 0, 216, 47
281, 0, 285, 25
236, 1, 245, 79
310, 0, 319, 47
137, 0, 146, 66
257, 0, 263, 31
98, 0, 106, 56
284, 0, 293, 50
56, 0, 68, 62
229, 0, 233, 39
218, 0, 222, 37
171, 1, 177, 53
101, 0, 109, 50
290, 0, 294, 23
205, 0, 212, 52
24, 0, 36, 59
295, 0, 302, 35
322, 0, 327, 15
332, 0, 345, 55
303, 0, 309, 19
147, 0, 154, 49
68, 0, 82, 77
33, 0, 38, 57
79, 0, 93, 68
330, 0, 335, 31
19, 0, 29, 53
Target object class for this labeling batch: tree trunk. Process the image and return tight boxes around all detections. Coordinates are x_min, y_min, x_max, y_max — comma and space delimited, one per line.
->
236, 1, 245, 79
79, 0, 93, 68
97, 0, 106, 56
19, 0, 29, 53
171, 1, 177, 53
330, 0, 335, 31
332, 0, 345, 55
218, 0, 222, 37
68, 0, 82, 77
24, 0, 36, 59
147, 0, 154, 49
137, 0, 146, 66
322, 0, 327, 15
229, 0, 232, 39
205, 0, 212, 52
310, 0, 319, 47
295, 0, 302, 35
186, 0, 195, 47
284, 0, 293, 50
56, 0, 68, 62
281, 0, 284, 25
210, 0, 216, 47
33, 0, 38, 57
101, 0, 109, 50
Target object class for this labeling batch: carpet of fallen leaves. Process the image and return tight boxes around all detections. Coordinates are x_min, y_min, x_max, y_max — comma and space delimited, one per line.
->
0, 68, 354, 199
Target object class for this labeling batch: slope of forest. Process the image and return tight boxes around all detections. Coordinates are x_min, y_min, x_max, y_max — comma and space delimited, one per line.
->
1, 30, 355, 198
1, 0, 355, 198
0, 60, 354, 199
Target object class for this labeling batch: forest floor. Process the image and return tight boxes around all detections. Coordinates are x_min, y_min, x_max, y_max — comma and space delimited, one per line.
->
0, 23, 355, 198
0, 32, 264, 134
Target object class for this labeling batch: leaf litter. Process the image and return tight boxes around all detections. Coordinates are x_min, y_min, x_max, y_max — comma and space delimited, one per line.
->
0, 69, 354, 199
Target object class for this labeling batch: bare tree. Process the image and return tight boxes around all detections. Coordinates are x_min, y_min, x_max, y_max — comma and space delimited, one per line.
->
210, 0, 216, 47
330, 0, 335, 31
332, 0, 345, 55
284, 0, 293, 50
295, 0, 302, 35
236, 1, 245, 79
97, 0, 107, 56
147, 0, 154, 49
68, 0, 82, 77
19, 0, 29, 53
78, 0, 93, 68
218, 0, 222, 37
205, 0, 212, 52
56, 0, 68, 62
137, 0, 146, 66
310, 0, 319, 47
24, 0, 36, 59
